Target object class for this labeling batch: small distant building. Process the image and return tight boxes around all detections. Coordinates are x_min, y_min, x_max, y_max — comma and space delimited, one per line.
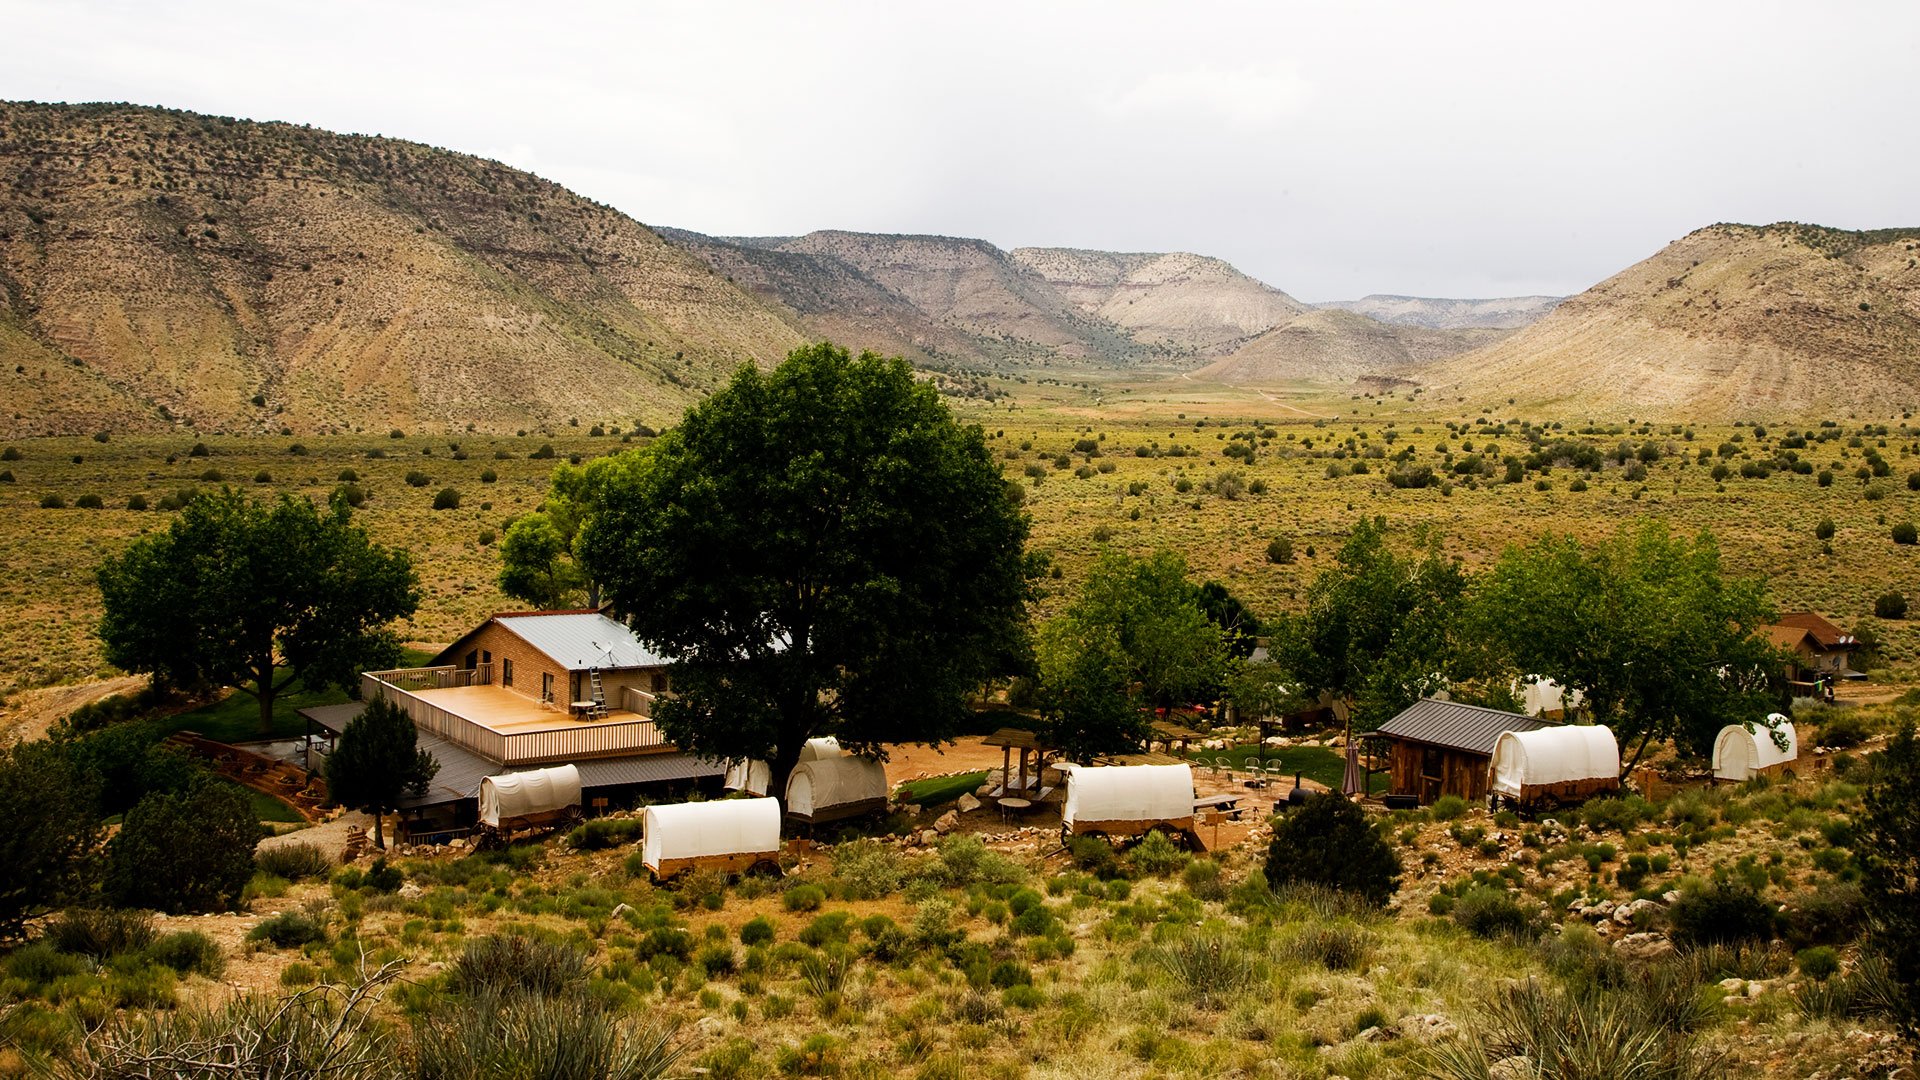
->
1374, 698, 1549, 805
1759, 611, 1863, 695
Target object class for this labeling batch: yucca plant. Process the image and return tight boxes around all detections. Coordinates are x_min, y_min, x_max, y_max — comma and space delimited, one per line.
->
411, 994, 682, 1080
1423, 977, 1727, 1080
1146, 932, 1258, 1007
447, 932, 588, 999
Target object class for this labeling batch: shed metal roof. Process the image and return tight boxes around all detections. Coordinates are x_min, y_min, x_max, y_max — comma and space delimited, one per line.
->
495, 612, 672, 671
1375, 698, 1551, 757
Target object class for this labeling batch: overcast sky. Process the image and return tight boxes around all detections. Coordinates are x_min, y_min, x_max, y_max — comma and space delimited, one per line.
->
4, 1, 1916, 299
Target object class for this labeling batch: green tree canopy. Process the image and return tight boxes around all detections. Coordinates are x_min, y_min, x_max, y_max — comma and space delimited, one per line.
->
97, 490, 420, 733
107, 775, 263, 914
1035, 550, 1227, 760
578, 343, 1032, 806
496, 460, 614, 609
1269, 516, 1473, 733
0, 740, 102, 936
327, 697, 440, 849
1471, 521, 1778, 773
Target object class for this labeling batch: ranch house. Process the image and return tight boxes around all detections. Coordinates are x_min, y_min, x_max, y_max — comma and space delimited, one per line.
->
1759, 611, 1863, 693
1373, 697, 1549, 805
299, 609, 723, 841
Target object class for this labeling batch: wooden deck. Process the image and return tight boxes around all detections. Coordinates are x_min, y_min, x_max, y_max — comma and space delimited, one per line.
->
411, 685, 644, 735
363, 670, 672, 765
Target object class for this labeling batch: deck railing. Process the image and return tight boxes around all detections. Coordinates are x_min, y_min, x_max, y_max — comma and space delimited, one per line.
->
361, 668, 669, 765
621, 686, 658, 718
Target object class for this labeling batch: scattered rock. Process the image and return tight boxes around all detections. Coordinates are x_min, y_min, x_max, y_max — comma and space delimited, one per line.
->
1613, 898, 1660, 926
1395, 1014, 1458, 1043
919, 829, 940, 846
900, 804, 922, 818
611, 902, 634, 920
1718, 976, 1747, 994
1354, 1025, 1392, 1043
693, 1015, 725, 1038
398, 883, 423, 900
934, 811, 959, 834
1613, 932, 1675, 960
957, 794, 982, 814
1488, 1055, 1535, 1080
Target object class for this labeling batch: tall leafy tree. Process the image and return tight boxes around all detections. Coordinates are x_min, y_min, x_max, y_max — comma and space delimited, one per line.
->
1860, 722, 1920, 1035
1034, 550, 1228, 759
327, 697, 440, 849
579, 343, 1032, 806
0, 741, 102, 936
496, 460, 612, 609
97, 490, 420, 733
1472, 521, 1778, 773
1269, 516, 1473, 733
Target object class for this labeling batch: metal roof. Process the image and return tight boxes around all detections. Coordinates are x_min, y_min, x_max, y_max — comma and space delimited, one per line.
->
573, 752, 727, 788
1374, 697, 1551, 756
495, 612, 673, 671
300, 703, 721, 808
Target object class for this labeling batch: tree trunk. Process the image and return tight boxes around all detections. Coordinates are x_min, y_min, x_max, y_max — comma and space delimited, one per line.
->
258, 684, 276, 734
372, 808, 385, 849
1620, 728, 1656, 780
766, 734, 807, 818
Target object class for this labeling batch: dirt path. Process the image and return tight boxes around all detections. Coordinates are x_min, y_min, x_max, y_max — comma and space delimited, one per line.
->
882, 737, 1014, 785
0, 674, 146, 745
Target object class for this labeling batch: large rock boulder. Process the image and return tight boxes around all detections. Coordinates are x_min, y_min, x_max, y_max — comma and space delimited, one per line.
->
1613, 932, 1676, 960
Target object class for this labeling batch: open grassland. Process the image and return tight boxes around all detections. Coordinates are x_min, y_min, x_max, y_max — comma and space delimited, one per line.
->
1, 766, 1906, 1078
2, 370, 1919, 702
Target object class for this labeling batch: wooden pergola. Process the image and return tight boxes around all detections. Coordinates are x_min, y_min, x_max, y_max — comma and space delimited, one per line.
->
981, 727, 1056, 799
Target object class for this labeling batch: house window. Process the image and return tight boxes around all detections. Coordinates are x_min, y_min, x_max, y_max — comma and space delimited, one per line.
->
501, 658, 513, 687
541, 672, 554, 703
650, 672, 667, 693
463, 650, 478, 670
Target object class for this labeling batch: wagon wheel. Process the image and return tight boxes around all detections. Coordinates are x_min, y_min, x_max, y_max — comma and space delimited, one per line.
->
1059, 823, 1074, 846
747, 858, 783, 878
471, 827, 503, 852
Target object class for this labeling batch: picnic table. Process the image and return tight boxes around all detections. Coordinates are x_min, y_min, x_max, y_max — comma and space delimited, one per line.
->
1193, 793, 1246, 820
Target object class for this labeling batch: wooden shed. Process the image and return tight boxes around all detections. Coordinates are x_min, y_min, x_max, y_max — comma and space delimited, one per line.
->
1374, 698, 1550, 805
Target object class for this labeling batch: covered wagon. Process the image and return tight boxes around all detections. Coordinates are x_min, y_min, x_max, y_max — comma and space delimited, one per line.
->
640, 797, 782, 880
1712, 715, 1798, 782
1487, 726, 1620, 810
724, 739, 890, 824
1060, 763, 1196, 844
477, 764, 583, 843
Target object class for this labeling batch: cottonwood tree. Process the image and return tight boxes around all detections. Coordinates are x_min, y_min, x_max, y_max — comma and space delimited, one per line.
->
496, 460, 611, 609
579, 343, 1032, 807
1034, 550, 1227, 759
1268, 516, 1473, 733
1472, 521, 1778, 774
327, 697, 440, 849
97, 490, 420, 733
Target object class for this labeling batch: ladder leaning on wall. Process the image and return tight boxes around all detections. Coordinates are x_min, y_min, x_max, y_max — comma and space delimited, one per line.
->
587, 668, 609, 720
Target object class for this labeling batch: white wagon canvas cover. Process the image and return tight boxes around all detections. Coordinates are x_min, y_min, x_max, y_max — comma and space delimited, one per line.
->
478, 764, 582, 828
1062, 763, 1194, 832
1488, 726, 1619, 799
788, 755, 889, 822
725, 738, 844, 796
1712, 715, 1798, 781
642, 797, 782, 874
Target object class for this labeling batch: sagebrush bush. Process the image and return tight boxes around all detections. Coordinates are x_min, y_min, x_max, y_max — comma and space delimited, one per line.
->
47, 907, 156, 958
247, 909, 330, 950
566, 818, 644, 851
143, 930, 225, 978
830, 840, 904, 899
1130, 829, 1190, 876
255, 843, 334, 882
1147, 932, 1257, 1007
1429, 794, 1468, 821
782, 884, 825, 913
1284, 923, 1373, 971
449, 932, 589, 998
1452, 886, 1539, 940
1668, 881, 1776, 946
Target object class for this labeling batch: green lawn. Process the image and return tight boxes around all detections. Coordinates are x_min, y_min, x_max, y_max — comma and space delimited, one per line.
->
206, 778, 305, 823
158, 679, 349, 743
1190, 744, 1388, 794
897, 770, 989, 807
